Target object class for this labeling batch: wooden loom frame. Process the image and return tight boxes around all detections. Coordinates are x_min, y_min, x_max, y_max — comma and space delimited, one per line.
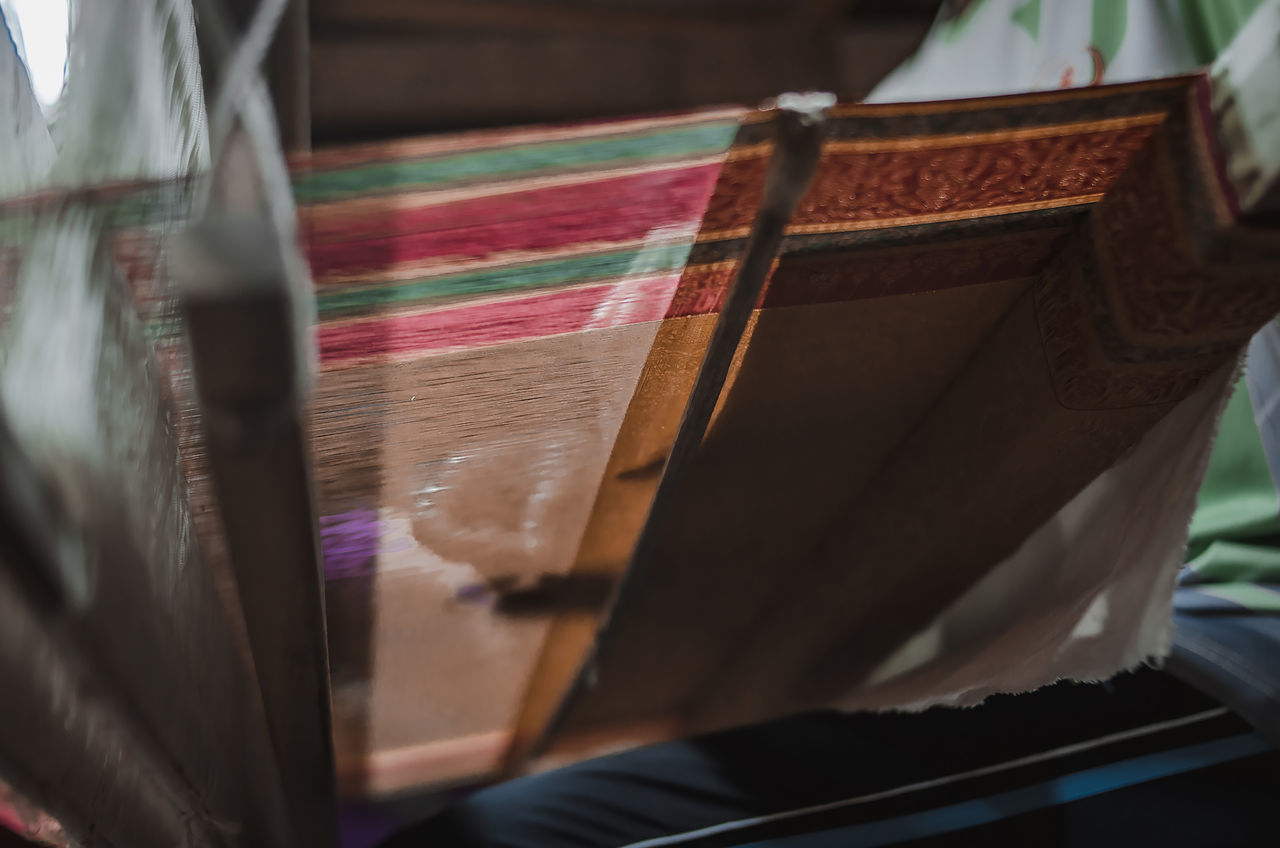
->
1, 9, 1278, 843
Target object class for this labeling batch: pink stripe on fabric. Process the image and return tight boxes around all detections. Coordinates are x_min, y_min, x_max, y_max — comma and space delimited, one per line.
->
319, 273, 680, 366
306, 165, 720, 279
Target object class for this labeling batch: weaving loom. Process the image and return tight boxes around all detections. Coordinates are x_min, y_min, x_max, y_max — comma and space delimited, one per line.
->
283, 75, 1280, 791
2, 1, 1280, 844
19, 73, 1278, 794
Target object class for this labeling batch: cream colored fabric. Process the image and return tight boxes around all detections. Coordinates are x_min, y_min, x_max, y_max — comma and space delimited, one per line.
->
847, 363, 1238, 709
843, 0, 1280, 708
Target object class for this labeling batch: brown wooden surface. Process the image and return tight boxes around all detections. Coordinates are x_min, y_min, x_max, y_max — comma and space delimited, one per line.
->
557, 280, 1032, 736
272, 0, 311, 153
316, 320, 662, 794
690, 291, 1178, 729
181, 220, 336, 848
311, 28, 825, 137
506, 104, 828, 767
314, 0, 814, 32
199, 0, 311, 152
309, 0, 937, 138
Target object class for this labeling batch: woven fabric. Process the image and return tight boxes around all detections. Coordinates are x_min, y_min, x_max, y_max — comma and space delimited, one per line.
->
4, 77, 1278, 797
0, 107, 745, 794
527, 75, 1280, 757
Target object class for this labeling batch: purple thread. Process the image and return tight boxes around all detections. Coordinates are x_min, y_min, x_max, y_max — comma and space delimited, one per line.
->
455, 583, 492, 603
320, 508, 380, 581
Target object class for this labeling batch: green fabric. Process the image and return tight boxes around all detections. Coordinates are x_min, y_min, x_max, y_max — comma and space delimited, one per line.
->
1176, 0, 1267, 63
939, 0, 994, 43
1011, 0, 1042, 39
1188, 383, 1280, 554
315, 242, 692, 319
1186, 378, 1280, 608
1191, 583, 1280, 613
142, 247, 694, 343
1187, 540, 1280, 583
1090, 0, 1129, 66
1173, 2, 1280, 614
292, 121, 740, 204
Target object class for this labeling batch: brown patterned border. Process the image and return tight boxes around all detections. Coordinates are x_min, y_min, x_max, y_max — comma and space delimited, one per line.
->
1033, 85, 1280, 410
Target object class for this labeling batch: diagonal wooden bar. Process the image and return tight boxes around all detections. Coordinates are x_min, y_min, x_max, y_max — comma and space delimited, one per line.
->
505, 94, 832, 772
178, 204, 337, 847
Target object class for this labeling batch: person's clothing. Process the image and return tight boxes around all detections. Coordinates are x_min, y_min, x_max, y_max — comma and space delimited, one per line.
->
869, 0, 1265, 104
378, 668, 1277, 847
1166, 322, 1280, 747
1180, 324, 1280, 615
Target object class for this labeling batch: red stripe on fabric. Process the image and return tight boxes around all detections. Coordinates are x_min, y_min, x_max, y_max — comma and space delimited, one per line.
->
319, 274, 680, 365
306, 165, 721, 279
697, 127, 1157, 236
665, 263, 738, 319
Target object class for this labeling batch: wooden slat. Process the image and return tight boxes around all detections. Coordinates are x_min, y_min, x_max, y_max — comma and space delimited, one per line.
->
312, 0, 807, 34
507, 100, 830, 769
311, 27, 834, 137
308, 3, 939, 139
198, 0, 311, 152
179, 213, 337, 848
273, 0, 311, 153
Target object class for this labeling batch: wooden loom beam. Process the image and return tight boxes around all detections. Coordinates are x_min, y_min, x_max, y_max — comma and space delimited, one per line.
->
505, 95, 832, 770
178, 211, 337, 848
200, 0, 312, 153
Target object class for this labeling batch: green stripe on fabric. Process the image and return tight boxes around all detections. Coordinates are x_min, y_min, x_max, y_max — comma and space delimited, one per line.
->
1186, 375, 1280, 614
1090, 0, 1129, 67
1011, 0, 1042, 40
1188, 380, 1280, 557
1195, 583, 1280, 613
1, 122, 740, 239
1176, 0, 1266, 64
144, 316, 187, 344
1187, 539, 1280, 583
293, 122, 740, 204
938, 0, 992, 43
317, 242, 692, 317
0, 191, 186, 245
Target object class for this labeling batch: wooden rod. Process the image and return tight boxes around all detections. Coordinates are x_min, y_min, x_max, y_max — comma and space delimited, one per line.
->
505, 94, 831, 771
178, 212, 336, 848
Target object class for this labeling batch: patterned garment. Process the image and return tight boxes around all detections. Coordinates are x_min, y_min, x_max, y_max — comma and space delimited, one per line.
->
1178, 355, 1280, 616
843, 0, 1280, 749
870, 0, 1265, 102
1169, 321, 1280, 746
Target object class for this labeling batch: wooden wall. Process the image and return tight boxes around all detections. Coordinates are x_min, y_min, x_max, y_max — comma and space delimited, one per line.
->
309, 0, 940, 139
